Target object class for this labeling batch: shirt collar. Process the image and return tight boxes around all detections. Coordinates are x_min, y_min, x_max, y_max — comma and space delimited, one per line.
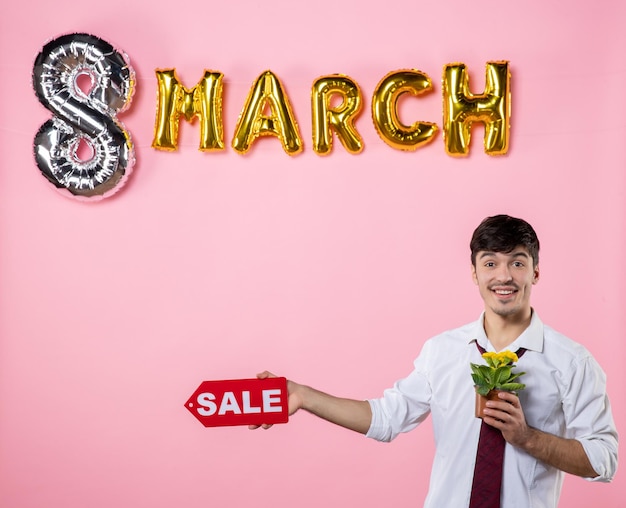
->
468, 310, 544, 353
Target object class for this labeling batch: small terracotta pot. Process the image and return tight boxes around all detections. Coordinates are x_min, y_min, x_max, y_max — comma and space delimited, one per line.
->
475, 389, 503, 419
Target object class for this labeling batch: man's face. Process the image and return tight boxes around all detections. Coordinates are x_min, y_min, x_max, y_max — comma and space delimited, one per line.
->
471, 247, 539, 319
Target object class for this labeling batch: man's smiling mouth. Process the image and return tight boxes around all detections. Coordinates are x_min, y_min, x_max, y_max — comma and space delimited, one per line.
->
492, 288, 517, 295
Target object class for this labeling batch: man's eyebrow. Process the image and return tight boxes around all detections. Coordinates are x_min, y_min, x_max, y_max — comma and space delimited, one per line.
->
477, 251, 497, 258
478, 250, 530, 259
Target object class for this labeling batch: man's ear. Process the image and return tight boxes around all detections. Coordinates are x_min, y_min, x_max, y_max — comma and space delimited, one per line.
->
471, 264, 478, 285
533, 264, 540, 284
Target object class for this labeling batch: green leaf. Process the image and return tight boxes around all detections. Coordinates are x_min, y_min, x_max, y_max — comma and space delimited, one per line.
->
506, 371, 526, 383
500, 382, 526, 391
470, 364, 482, 375
475, 385, 491, 396
478, 366, 493, 382
494, 366, 512, 386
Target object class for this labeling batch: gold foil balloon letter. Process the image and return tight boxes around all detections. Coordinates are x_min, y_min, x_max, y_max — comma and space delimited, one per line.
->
311, 75, 363, 155
443, 61, 511, 156
372, 70, 438, 151
152, 69, 224, 151
232, 71, 303, 155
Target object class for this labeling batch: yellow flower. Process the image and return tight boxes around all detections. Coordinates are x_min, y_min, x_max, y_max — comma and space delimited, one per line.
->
481, 350, 518, 366
501, 350, 519, 363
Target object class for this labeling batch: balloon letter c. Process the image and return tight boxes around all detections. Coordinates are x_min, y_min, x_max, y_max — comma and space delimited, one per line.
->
372, 70, 438, 151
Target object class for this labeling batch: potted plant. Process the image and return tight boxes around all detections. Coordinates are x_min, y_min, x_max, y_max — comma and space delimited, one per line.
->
470, 350, 526, 418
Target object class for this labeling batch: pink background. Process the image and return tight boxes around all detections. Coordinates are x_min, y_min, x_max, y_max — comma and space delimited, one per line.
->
0, 1, 623, 506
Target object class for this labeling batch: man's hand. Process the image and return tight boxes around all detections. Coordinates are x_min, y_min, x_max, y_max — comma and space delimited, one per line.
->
483, 390, 530, 446
248, 371, 303, 430
484, 391, 598, 478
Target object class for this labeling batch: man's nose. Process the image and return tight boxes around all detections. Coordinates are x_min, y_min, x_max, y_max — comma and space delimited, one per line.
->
495, 264, 513, 282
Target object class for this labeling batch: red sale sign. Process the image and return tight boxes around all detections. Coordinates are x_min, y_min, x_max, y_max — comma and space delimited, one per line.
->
184, 377, 289, 427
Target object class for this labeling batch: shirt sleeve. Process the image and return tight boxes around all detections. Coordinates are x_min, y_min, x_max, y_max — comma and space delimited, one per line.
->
366, 340, 434, 442
561, 352, 618, 482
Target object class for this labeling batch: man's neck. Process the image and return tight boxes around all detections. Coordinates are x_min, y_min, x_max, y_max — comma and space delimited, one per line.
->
483, 308, 533, 351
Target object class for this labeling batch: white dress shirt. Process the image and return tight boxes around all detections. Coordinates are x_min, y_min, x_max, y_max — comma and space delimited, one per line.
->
366, 312, 618, 508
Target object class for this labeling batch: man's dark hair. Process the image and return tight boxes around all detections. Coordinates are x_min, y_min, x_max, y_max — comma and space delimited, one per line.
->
470, 215, 540, 266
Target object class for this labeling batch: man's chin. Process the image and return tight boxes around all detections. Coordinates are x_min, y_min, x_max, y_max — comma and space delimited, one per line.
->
490, 303, 521, 318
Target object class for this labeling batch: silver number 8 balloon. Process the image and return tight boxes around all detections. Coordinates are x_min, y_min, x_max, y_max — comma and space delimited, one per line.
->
33, 33, 135, 200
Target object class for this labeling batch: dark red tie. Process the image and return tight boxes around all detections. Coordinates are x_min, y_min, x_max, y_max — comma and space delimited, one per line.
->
469, 343, 526, 508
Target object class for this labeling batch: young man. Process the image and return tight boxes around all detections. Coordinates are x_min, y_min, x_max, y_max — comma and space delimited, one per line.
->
253, 215, 618, 507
